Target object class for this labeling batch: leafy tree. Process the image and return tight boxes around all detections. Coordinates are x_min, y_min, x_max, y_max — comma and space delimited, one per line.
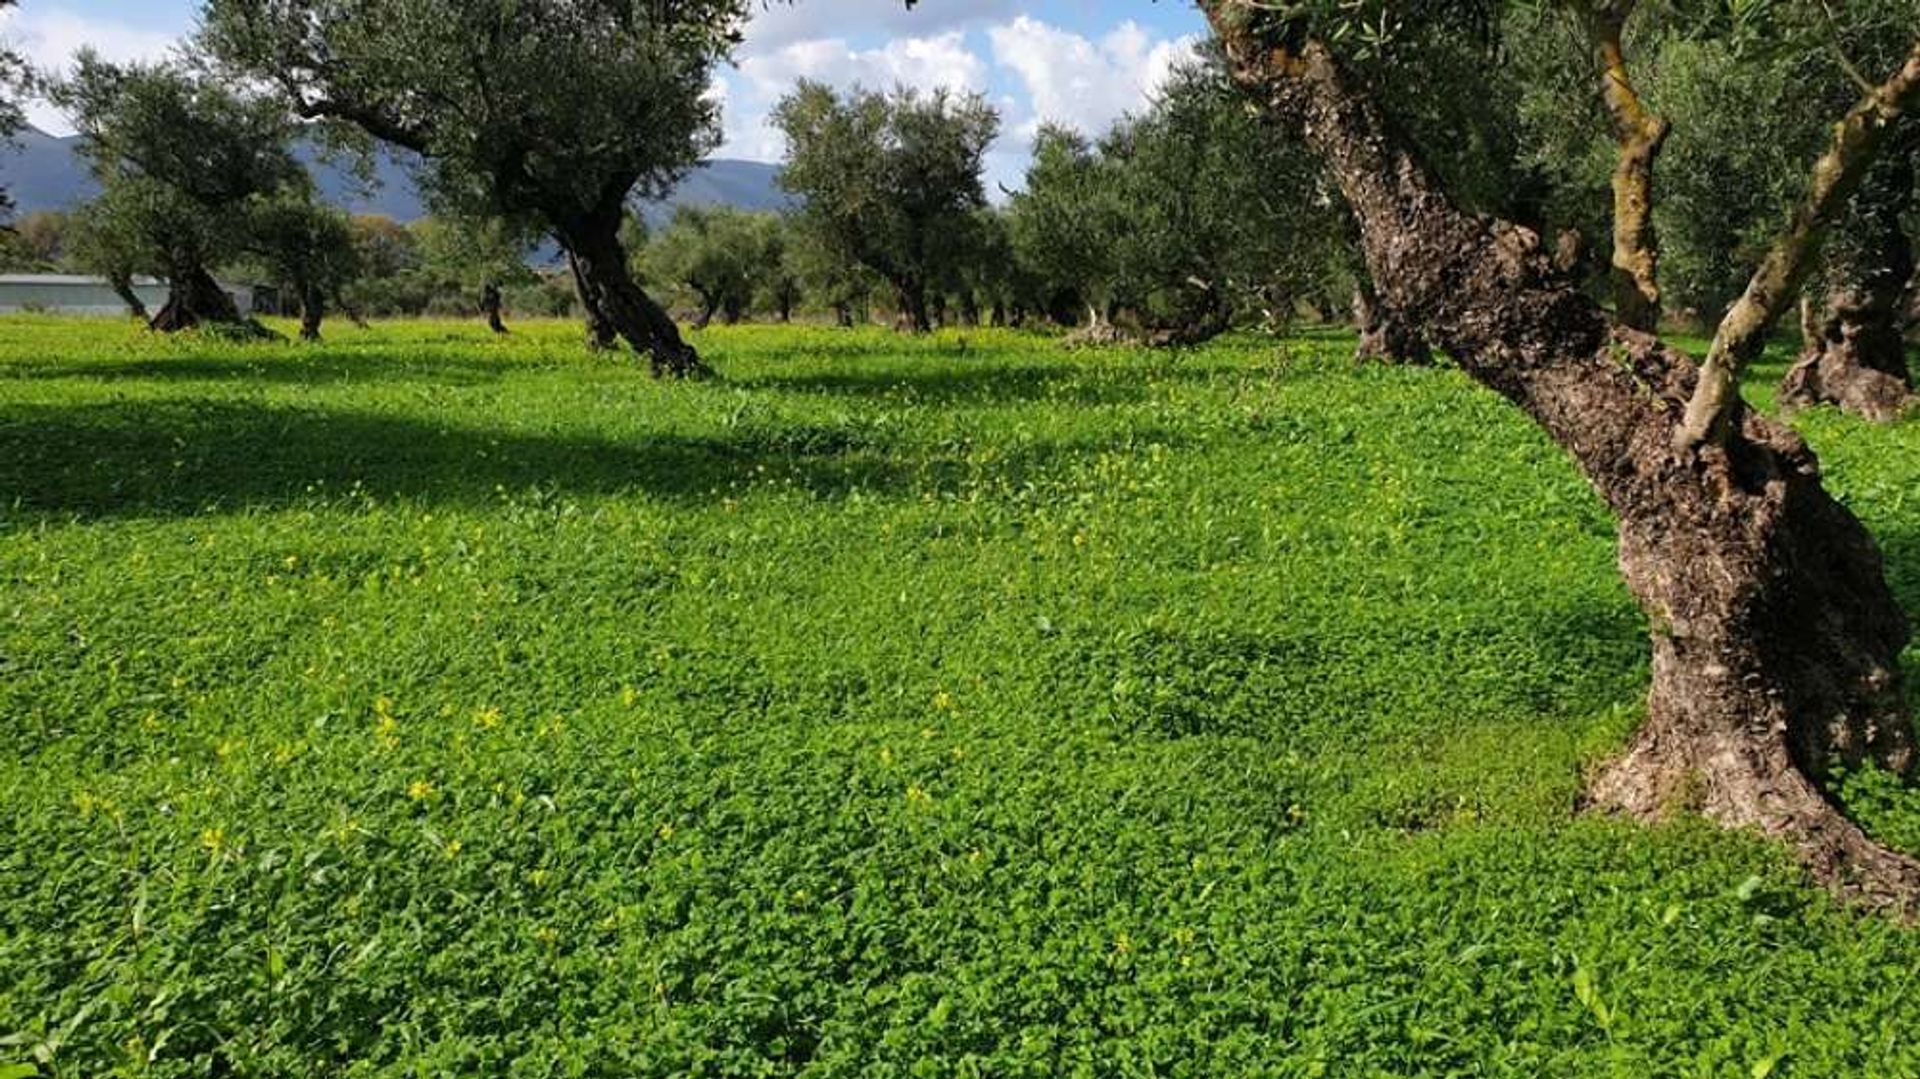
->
0, 0, 28, 219
414, 215, 536, 333
49, 53, 301, 330
755, 215, 805, 323
773, 81, 998, 333
643, 206, 767, 328
5, 211, 70, 268
65, 197, 153, 317
1195, 0, 1920, 900
785, 218, 877, 327
1009, 56, 1349, 346
1007, 124, 1116, 326
201, 0, 752, 376
243, 193, 362, 340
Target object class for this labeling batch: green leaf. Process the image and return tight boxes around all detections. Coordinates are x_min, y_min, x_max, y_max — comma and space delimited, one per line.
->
0, 1063, 39, 1079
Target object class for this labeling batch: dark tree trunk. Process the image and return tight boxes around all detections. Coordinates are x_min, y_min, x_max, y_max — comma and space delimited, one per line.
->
557, 208, 710, 378
482, 282, 508, 334
298, 279, 325, 342
959, 291, 981, 327
1781, 155, 1916, 422
1351, 278, 1432, 365
990, 300, 1007, 328
894, 281, 931, 334
693, 293, 718, 331
1209, 24, 1920, 904
565, 249, 619, 351
833, 301, 854, 328
149, 262, 241, 332
108, 271, 148, 320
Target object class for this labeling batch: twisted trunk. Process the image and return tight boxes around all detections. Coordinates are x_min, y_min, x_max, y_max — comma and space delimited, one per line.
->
557, 206, 709, 377
149, 261, 240, 332
482, 282, 508, 334
1586, 2, 1668, 332
1207, 20, 1919, 904
107, 271, 148, 320
1781, 154, 1915, 422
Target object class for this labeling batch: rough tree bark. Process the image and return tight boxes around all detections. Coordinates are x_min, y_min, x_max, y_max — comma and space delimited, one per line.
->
1352, 276, 1432, 364
1583, 0, 1669, 332
1781, 152, 1916, 421
1205, 11, 1920, 905
482, 282, 508, 334
1678, 40, 1920, 447
149, 261, 241, 332
555, 203, 710, 378
565, 249, 619, 351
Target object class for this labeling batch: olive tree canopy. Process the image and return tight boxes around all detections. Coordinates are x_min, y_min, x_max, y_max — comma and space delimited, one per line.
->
200, 0, 756, 375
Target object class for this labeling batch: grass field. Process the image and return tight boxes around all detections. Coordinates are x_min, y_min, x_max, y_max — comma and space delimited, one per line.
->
3, 316, 1918, 1077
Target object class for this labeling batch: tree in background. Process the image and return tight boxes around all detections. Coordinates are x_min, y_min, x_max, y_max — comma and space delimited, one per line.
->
774, 81, 998, 333
243, 193, 362, 340
642, 206, 767, 328
65, 198, 151, 318
1009, 56, 1349, 347
786, 218, 877, 327
755, 215, 805, 323
414, 215, 535, 333
0, 0, 27, 219
1006, 124, 1117, 328
202, 0, 749, 376
50, 53, 301, 330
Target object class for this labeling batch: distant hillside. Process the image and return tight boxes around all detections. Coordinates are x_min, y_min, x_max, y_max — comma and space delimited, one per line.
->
1, 127, 788, 230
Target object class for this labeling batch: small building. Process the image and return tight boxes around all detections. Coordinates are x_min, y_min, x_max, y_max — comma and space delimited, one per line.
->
0, 274, 257, 317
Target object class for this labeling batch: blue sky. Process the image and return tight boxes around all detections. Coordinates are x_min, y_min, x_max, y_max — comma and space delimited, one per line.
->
0, 1, 1210, 190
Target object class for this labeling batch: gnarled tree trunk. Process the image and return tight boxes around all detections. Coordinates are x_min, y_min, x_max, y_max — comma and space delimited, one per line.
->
1585, 1, 1668, 332
1352, 277, 1432, 365
482, 282, 508, 334
556, 205, 709, 378
1781, 153, 1916, 422
108, 271, 148, 320
149, 262, 240, 332
1206, 19, 1920, 905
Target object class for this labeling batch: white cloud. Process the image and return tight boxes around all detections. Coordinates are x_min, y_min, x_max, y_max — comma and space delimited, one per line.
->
0, 9, 182, 134
741, 0, 1013, 52
988, 15, 1199, 143
720, 31, 989, 161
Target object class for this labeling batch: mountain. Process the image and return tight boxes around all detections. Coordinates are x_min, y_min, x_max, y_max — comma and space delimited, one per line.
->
0, 127, 788, 228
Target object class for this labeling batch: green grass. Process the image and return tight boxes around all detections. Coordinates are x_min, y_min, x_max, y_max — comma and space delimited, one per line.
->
2, 315, 1918, 1077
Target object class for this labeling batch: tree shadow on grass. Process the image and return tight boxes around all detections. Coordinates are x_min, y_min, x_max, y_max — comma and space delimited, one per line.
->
0, 399, 1114, 522
0, 351, 521, 388
738, 354, 1280, 407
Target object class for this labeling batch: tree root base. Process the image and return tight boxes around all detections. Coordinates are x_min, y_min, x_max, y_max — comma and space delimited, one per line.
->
1587, 730, 1920, 915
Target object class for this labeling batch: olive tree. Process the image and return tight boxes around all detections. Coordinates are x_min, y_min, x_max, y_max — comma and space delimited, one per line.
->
642, 206, 769, 328
244, 193, 362, 340
201, 0, 752, 376
1189, 0, 1920, 904
50, 53, 301, 330
773, 81, 998, 333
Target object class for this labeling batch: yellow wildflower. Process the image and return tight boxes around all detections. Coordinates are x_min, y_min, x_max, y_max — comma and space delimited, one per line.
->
406, 779, 434, 802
